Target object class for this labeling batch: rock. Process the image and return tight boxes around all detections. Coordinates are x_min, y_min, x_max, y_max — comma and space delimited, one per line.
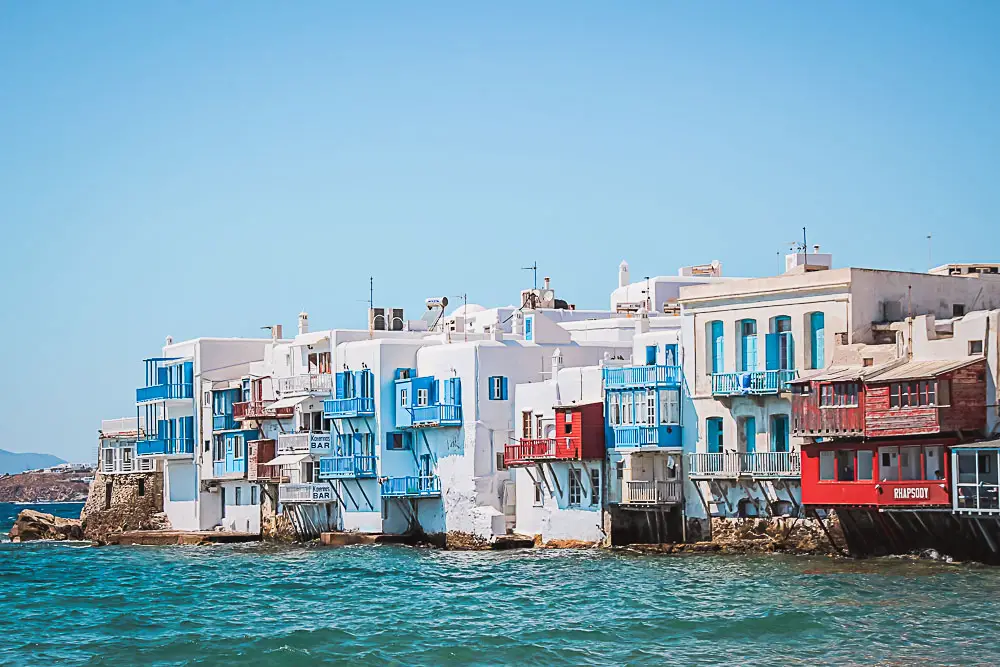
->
538, 539, 600, 549
9, 509, 84, 542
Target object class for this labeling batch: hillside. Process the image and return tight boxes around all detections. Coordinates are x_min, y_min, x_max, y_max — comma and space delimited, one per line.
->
0, 449, 66, 475
0, 470, 92, 503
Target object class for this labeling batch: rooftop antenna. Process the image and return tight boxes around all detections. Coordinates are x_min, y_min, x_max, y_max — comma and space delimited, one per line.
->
369, 276, 374, 311
522, 261, 538, 290
803, 227, 808, 254
927, 235, 932, 269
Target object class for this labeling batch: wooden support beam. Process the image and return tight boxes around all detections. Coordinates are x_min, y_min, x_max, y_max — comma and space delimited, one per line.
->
809, 507, 846, 556
974, 518, 999, 555
340, 480, 360, 510
353, 479, 374, 511
546, 462, 563, 496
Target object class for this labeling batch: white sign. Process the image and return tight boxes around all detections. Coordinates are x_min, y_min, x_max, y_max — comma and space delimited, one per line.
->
893, 487, 929, 500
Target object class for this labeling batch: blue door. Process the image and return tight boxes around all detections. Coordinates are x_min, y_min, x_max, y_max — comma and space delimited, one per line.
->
707, 418, 723, 454
710, 322, 724, 373
771, 415, 789, 453
810, 312, 826, 369
663, 344, 677, 367
740, 320, 758, 371
742, 417, 756, 453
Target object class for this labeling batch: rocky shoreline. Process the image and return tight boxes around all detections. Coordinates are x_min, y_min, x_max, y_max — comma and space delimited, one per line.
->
0, 471, 91, 504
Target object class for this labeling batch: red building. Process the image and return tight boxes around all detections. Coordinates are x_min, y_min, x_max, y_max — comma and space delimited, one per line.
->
504, 401, 605, 467
793, 358, 987, 509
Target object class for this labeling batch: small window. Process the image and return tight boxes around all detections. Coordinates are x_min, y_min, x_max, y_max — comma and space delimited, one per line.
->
616, 460, 625, 479
568, 469, 583, 506
488, 376, 508, 400
496, 452, 506, 471
564, 412, 573, 435
203, 391, 211, 407
970, 340, 984, 355
953, 304, 966, 317
417, 388, 428, 406
205, 439, 211, 453
533, 482, 543, 506
387, 432, 410, 450
590, 469, 600, 506
251, 486, 259, 505
138, 478, 145, 497
819, 451, 835, 481
863, 358, 874, 367
235, 487, 243, 506
400, 388, 408, 407
857, 451, 874, 481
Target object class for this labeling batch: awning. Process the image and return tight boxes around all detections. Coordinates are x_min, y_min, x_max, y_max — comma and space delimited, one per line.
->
865, 358, 985, 382
268, 395, 312, 411
262, 454, 310, 466
290, 332, 330, 347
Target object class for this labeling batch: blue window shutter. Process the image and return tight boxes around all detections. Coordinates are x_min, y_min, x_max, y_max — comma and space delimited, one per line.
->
453, 377, 461, 404
707, 418, 722, 454
744, 417, 756, 453
183, 362, 193, 383
335, 372, 346, 399
765, 333, 779, 371
711, 321, 724, 374
810, 312, 826, 369
502, 376, 508, 400
645, 345, 657, 365
783, 333, 794, 370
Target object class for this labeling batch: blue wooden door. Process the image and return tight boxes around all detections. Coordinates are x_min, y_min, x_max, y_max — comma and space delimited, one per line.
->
707, 418, 723, 454
810, 312, 826, 369
741, 320, 758, 371
743, 417, 756, 453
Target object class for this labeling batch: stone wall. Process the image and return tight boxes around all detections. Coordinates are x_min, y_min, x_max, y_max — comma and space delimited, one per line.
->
708, 515, 845, 555
80, 472, 166, 543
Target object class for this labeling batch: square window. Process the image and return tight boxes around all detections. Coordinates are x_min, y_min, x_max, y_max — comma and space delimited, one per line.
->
970, 340, 984, 355
953, 304, 966, 317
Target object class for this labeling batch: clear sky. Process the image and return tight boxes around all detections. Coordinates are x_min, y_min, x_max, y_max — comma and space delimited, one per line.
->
1, 2, 999, 461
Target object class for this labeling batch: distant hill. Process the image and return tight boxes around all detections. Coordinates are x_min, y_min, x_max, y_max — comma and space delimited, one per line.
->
0, 449, 67, 476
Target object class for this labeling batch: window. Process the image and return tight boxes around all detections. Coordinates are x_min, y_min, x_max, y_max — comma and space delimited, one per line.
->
417, 388, 428, 407
533, 482, 543, 506
645, 345, 657, 365
568, 469, 583, 506
819, 450, 835, 481
889, 380, 941, 408
953, 304, 966, 317
235, 486, 243, 506
205, 439, 211, 453
809, 312, 826, 369
251, 486, 259, 505
836, 450, 855, 481
489, 376, 508, 400
706, 417, 724, 454
536, 415, 544, 439
590, 469, 601, 506
234, 436, 245, 459
616, 461, 625, 479
709, 320, 724, 375
524, 316, 533, 341
820, 383, 858, 407
659, 389, 680, 425
400, 388, 408, 407
771, 415, 789, 453
646, 390, 656, 425
138, 478, 145, 497
496, 452, 507, 471
739, 319, 758, 371
564, 411, 573, 435
609, 394, 620, 425
387, 432, 411, 450
970, 340, 984, 355
857, 451, 874, 481
203, 391, 211, 407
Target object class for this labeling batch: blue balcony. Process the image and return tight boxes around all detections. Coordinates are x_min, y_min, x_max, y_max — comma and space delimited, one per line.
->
212, 458, 247, 478
608, 424, 682, 449
213, 414, 239, 431
409, 404, 462, 428
323, 396, 376, 419
137, 437, 194, 457
712, 370, 797, 396
380, 475, 441, 498
603, 365, 682, 389
136, 383, 194, 403
318, 455, 377, 479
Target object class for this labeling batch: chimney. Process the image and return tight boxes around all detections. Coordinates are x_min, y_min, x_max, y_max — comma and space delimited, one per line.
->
813, 244, 821, 254
165, 335, 173, 346
551, 348, 563, 405
619, 260, 630, 288
298, 312, 309, 335
272, 324, 282, 341
543, 276, 551, 290
635, 307, 650, 335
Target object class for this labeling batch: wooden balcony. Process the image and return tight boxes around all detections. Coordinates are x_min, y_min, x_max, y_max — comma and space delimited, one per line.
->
233, 400, 295, 421
623, 480, 682, 505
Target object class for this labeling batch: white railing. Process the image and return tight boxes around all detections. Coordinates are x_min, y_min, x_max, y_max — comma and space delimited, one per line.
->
687, 451, 801, 478
278, 482, 335, 503
100, 417, 142, 436
278, 374, 335, 394
624, 480, 682, 504
276, 432, 332, 455
98, 448, 154, 474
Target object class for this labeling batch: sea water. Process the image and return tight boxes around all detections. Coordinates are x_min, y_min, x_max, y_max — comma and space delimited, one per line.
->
1, 502, 998, 666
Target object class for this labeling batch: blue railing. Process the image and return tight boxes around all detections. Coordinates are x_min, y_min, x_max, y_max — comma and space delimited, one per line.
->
323, 396, 376, 418
380, 475, 441, 498
318, 455, 378, 479
609, 424, 682, 448
603, 365, 682, 389
136, 383, 194, 403
212, 459, 247, 478
711, 370, 797, 396
411, 404, 462, 427
136, 438, 195, 457
213, 414, 239, 431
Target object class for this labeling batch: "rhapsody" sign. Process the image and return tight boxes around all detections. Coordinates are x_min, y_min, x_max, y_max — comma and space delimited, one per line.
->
893, 487, 930, 500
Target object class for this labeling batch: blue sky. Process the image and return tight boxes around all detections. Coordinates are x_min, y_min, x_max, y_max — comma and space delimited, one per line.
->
2, 2, 998, 461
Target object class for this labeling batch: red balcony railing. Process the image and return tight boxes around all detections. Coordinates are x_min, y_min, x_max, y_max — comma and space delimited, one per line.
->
503, 438, 586, 467
234, 400, 295, 421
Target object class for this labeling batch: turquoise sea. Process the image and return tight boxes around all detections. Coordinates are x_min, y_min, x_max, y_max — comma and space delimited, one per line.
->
2, 502, 999, 666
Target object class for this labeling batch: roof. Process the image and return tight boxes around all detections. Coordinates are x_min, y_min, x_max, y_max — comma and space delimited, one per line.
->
952, 438, 1000, 450
792, 357, 984, 384
290, 332, 330, 347
554, 400, 603, 410
262, 453, 311, 466
268, 395, 312, 410
865, 357, 985, 382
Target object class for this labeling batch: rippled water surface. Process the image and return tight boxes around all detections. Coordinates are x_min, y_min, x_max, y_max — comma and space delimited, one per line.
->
2, 503, 999, 665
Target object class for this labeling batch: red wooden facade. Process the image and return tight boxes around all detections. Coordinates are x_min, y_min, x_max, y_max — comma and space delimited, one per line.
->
504, 402, 605, 467
801, 440, 953, 508
247, 439, 278, 481
796, 358, 987, 509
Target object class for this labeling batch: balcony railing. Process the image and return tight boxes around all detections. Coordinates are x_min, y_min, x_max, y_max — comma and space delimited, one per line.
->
609, 424, 682, 448
136, 438, 195, 457
504, 438, 557, 466
711, 370, 797, 396
623, 480, 682, 504
99, 452, 154, 474
318, 455, 377, 479
278, 482, 335, 503
212, 414, 239, 431
136, 383, 194, 403
276, 432, 332, 456
233, 400, 295, 421
323, 396, 376, 419
380, 475, 442, 498
603, 365, 682, 389
212, 459, 247, 479
411, 404, 462, 427
688, 451, 801, 478
100, 418, 142, 437
278, 374, 334, 395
